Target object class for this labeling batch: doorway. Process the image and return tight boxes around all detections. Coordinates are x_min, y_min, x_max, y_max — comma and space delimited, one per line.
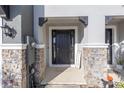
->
49, 26, 78, 67
52, 29, 75, 65
105, 28, 113, 64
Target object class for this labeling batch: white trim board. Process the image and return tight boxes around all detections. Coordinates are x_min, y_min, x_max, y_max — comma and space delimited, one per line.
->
33, 44, 45, 49
49, 26, 78, 67
77, 43, 109, 48
0, 44, 27, 49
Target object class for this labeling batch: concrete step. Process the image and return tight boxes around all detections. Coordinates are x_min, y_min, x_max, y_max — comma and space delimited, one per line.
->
41, 84, 81, 88
41, 80, 85, 85
39, 84, 100, 88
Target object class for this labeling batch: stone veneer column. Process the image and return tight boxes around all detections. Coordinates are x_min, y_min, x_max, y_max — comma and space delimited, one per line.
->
34, 44, 46, 86
2, 45, 27, 88
82, 46, 108, 87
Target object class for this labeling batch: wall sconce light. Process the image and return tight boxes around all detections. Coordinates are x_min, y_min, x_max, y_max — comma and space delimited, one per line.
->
39, 17, 48, 26
0, 23, 17, 39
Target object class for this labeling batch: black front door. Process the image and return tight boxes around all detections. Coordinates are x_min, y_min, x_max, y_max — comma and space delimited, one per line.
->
52, 29, 75, 65
105, 29, 112, 64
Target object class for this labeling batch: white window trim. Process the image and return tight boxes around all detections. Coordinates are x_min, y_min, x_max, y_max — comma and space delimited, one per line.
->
49, 26, 78, 67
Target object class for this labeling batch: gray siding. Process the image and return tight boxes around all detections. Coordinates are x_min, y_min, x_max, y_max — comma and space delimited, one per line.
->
2, 5, 33, 44
115, 21, 124, 43
118, 21, 124, 43
21, 6, 33, 43
2, 5, 22, 43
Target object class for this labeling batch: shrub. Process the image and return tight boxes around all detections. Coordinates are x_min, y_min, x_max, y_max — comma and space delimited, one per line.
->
117, 59, 124, 65
115, 82, 124, 88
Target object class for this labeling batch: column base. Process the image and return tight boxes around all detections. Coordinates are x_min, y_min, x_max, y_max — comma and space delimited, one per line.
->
82, 47, 108, 87
34, 44, 46, 86
2, 48, 27, 88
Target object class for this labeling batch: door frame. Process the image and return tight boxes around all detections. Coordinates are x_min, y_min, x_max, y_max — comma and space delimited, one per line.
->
49, 26, 78, 67
105, 25, 117, 43
105, 25, 117, 65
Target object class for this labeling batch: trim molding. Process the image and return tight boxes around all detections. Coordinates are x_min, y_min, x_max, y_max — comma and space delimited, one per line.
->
77, 43, 109, 48
0, 44, 27, 49
33, 44, 45, 49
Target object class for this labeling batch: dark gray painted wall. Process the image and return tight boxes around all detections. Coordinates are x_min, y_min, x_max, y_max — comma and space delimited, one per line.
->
2, 5, 33, 44
21, 6, 33, 43
2, 5, 22, 43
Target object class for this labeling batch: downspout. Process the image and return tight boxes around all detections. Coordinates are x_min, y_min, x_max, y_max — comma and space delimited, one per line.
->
0, 17, 2, 88
26, 35, 37, 88
26, 36, 30, 88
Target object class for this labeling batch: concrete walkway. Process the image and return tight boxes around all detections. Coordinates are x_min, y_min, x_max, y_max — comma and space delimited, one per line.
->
43, 84, 81, 88
41, 67, 86, 87
40, 84, 100, 88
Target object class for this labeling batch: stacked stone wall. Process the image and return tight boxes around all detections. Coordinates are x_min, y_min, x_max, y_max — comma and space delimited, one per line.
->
2, 49, 26, 88
83, 48, 108, 87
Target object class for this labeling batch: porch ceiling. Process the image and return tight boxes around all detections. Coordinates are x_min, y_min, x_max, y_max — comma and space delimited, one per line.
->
46, 17, 80, 24
0, 6, 6, 17
107, 16, 124, 25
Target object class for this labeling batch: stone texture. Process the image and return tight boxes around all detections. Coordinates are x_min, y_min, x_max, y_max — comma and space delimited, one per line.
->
82, 48, 108, 87
2, 49, 26, 88
34, 48, 46, 85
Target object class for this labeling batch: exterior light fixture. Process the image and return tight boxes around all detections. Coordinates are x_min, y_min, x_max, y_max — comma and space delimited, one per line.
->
39, 17, 48, 26
0, 23, 17, 39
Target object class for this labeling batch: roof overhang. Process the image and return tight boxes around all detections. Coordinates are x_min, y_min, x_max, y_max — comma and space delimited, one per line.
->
106, 16, 124, 25
0, 5, 10, 18
0, 6, 6, 17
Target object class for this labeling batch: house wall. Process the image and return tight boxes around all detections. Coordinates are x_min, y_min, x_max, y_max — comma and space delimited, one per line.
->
1, 5, 33, 88
33, 5, 109, 86
21, 6, 33, 43
44, 5, 124, 44
117, 21, 124, 43
33, 5, 124, 45
2, 5, 33, 44
45, 5, 124, 17
2, 5, 22, 43
33, 6, 46, 84
109, 21, 124, 44
2, 48, 27, 88
33, 5, 44, 44
1, 5, 124, 87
